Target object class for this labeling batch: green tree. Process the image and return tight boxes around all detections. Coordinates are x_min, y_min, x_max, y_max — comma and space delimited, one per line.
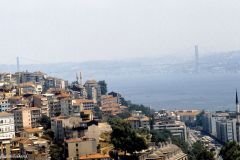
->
150, 129, 171, 144
42, 130, 54, 141
93, 106, 103, 119
98, 80, 108, 95
172, 137, 189, 154
189, 141, 214, 160
128, 104, 151, 116
108, 118, 148, 155
50, 144, 64, 160
220, 141, 240, 160
38, 115, 51, 129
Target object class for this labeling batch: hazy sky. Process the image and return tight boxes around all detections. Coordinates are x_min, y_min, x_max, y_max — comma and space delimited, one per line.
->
1, 0, 240, 64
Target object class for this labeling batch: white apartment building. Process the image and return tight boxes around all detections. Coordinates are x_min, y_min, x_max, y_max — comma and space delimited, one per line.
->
0, 112, 15, 140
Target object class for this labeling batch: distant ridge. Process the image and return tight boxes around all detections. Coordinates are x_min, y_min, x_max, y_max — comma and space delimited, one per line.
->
1, 50, 240, 81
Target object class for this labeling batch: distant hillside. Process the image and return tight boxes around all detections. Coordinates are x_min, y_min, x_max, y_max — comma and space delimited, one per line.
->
1, 50, 240, 81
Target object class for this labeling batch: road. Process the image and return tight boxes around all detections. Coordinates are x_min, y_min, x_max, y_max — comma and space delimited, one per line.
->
188, 128, 223, 160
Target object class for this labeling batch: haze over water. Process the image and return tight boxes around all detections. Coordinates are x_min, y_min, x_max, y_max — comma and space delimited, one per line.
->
106, 73, 239, 111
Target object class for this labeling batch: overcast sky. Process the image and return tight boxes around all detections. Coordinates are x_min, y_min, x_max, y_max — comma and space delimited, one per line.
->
1, 0, 240, 64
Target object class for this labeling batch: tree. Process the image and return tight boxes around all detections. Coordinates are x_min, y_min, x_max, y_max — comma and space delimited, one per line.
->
150, 129, 171, 144
220, 141, 240, 160
93, 106, 103, 119
38, 115, 51, 129
108, 118, 148, 155
98, 80, 108, 95
42, 130, 54, 141
50, 144, 64, 160
128, 103, 154, 116
172, 137, 189, 155
188, 141, 214, 160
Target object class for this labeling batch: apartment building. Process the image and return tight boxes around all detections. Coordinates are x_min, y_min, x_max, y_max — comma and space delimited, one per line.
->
126, 111, 150, 130
153, 121, 187, 141
72, 99, 94, 112
51, 116, 83, 142
100, 95, 124, 116
84, 80, 101, 104
0, 99, 11, 112
0, 112, 15, 158
33, 95, 49, 116
64, 138, 97, 160
216, 119, 237, 143
0, 112, 15, 140
13, 107, 41, 132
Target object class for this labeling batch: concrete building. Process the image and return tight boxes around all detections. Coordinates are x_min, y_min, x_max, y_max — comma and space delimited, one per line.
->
42, 93, 60, 117
72, 99, 95, 111
18, 82, 43, 94
100, 95, 125, 116
142, 142, 188, 160
126, 111, 150, 130
80, 110, 94, 121
0, 112, 15, 140
202, 112, 228, 137
16, 71, 46, 85
19, 137, 50, 160
0, 99, 11, 112
84, 80, 101, 104
33, 95, 49, 116
60, 98, 72, 116
51, 116, 83, 142
108, 91, 123, 105
176, 110, 200, 126
41, 92, 70, 118
21, 128, 44, 138
0, 112, 15, 158
44, 77, 67, 91
13, 107, 41, 132
153, 121, 187, 141
216, 119, 237, 143
0, 73, 12, 83
64, 138, 97, 160
84, 125, 101, 144
236, 90, 240, 143
61, 99, 95, 117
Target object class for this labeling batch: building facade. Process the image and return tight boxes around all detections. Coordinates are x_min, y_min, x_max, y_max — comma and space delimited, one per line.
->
0, 112, 15, 158
153, 121, 187, 141
13, 107, 41, 132
64, 138, 97, 160
0, 100, 11, 112
216, 119, 237, 143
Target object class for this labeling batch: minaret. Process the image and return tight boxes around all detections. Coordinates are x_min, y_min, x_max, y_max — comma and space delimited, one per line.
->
236, 90, 240, 122
76, 73, 79, 84
236, 89, 240, 143
79, 71, 83, 86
